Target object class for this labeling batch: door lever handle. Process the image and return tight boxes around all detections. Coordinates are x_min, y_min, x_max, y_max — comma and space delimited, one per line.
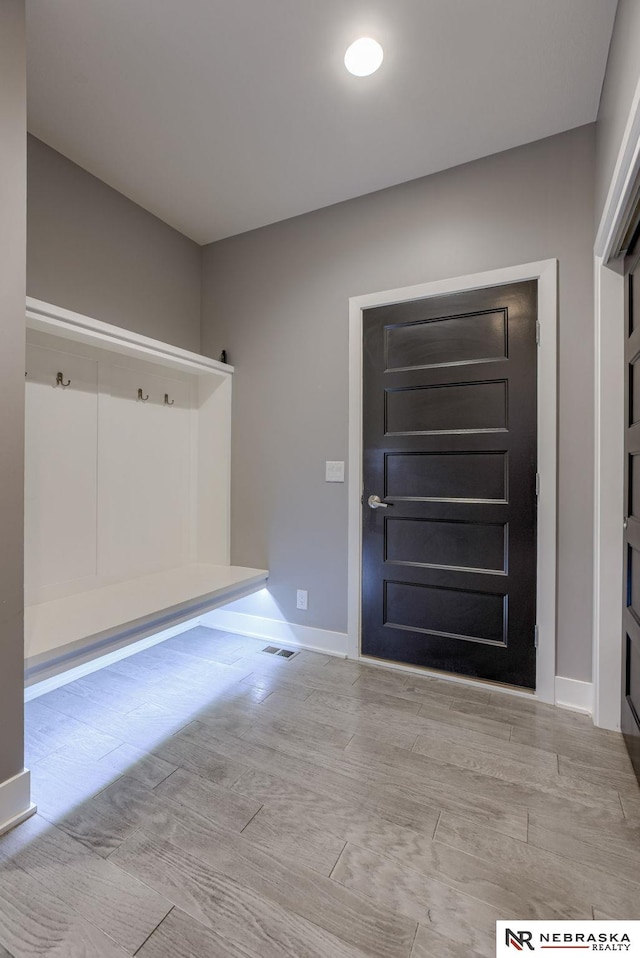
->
368, 495, 389, 510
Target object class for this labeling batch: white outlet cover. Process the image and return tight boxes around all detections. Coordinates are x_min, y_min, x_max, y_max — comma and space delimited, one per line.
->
325, 461, 345, 482
296, 589, 308, 610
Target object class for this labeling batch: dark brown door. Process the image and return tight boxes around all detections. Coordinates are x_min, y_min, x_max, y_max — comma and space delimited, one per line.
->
623, 237, 640, 781
361, 281, 538, 689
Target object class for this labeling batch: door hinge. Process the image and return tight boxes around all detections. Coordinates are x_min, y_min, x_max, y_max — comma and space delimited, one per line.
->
534, 625, 539, 649
535, 321, 541, 345
535, 473, 540, 497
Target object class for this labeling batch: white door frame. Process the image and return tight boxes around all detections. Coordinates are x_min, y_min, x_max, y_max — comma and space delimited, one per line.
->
347, 260, 558, 703
593, 75, 640, 730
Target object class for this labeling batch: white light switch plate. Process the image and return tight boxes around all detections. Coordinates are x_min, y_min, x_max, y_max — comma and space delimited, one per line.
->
325, 461, 345, 482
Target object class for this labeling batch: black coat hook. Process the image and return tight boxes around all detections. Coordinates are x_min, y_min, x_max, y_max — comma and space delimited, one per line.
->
164, 393, 174, 406
56, 372, 71, 387
137, 388, 149, 401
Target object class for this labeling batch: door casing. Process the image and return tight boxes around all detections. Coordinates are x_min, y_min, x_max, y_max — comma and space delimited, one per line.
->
593, 74, 640, 731
348, 260, 558, 703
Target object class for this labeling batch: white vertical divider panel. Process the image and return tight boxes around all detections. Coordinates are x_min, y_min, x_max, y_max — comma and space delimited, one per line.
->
197, 375, 232, 564
98, 360, 192, 582
24, 343, 99, 616
188, 379, 200, 564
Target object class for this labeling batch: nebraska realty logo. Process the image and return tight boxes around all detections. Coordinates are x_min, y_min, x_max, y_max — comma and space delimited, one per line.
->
496, 922, 640, 955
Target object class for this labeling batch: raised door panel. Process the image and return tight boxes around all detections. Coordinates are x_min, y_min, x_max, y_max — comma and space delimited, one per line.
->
24, 344, 98, 600
98, 363, 192, 581
385, 380, 508, 435
385, 451, 508, 502
385, 308, 508, 370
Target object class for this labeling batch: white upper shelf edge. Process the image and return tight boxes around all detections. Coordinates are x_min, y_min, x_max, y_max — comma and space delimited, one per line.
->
26, 297, 233, 377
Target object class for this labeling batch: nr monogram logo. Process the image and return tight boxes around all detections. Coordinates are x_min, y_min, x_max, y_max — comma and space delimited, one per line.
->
505, 929, 535, 951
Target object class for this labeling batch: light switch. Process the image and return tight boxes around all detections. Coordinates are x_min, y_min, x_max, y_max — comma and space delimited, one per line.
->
325, 461, 345, 482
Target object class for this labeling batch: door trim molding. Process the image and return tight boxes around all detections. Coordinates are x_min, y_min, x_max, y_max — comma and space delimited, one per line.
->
348, 260, 558, 703
593, 73, 640, 730
594, 73, 640, 263
592, 256, 625, 730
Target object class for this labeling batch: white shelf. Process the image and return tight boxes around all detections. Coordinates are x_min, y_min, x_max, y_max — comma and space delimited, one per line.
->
25, 563, 268, 683
26, 297, 233, 377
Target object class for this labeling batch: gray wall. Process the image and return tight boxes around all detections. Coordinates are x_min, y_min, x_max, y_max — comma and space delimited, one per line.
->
202, 124, 596, 683
0, 0, 26, 783
596, 0, 640, 224
27, 136, 202, 352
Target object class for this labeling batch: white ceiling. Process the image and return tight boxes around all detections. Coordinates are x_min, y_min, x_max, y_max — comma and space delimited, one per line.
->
26, 0, 618, 245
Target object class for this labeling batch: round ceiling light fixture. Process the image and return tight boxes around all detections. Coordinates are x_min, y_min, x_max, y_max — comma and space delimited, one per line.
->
344, 37, 384, 77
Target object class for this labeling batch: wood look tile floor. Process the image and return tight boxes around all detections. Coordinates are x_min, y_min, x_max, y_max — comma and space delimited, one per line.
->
2, 627, 639, 956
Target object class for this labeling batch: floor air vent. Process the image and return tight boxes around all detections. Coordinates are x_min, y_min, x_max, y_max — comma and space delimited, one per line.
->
262, 646, 298, 659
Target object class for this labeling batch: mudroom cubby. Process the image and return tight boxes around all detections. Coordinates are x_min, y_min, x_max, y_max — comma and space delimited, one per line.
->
24, 298, 267, 683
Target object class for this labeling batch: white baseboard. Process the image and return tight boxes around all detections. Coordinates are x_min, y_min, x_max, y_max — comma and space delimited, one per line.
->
0, 769, 36, 836
554, 676, 594, 715
202, 611, 596, 716
25, 617, 203, 701
200, 609, 349, 658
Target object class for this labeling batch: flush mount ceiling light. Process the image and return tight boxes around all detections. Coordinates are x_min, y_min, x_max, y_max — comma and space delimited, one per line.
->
344, 37, 384, 77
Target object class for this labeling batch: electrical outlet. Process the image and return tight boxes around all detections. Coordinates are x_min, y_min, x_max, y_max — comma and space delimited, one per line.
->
296, 589, 308, 611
